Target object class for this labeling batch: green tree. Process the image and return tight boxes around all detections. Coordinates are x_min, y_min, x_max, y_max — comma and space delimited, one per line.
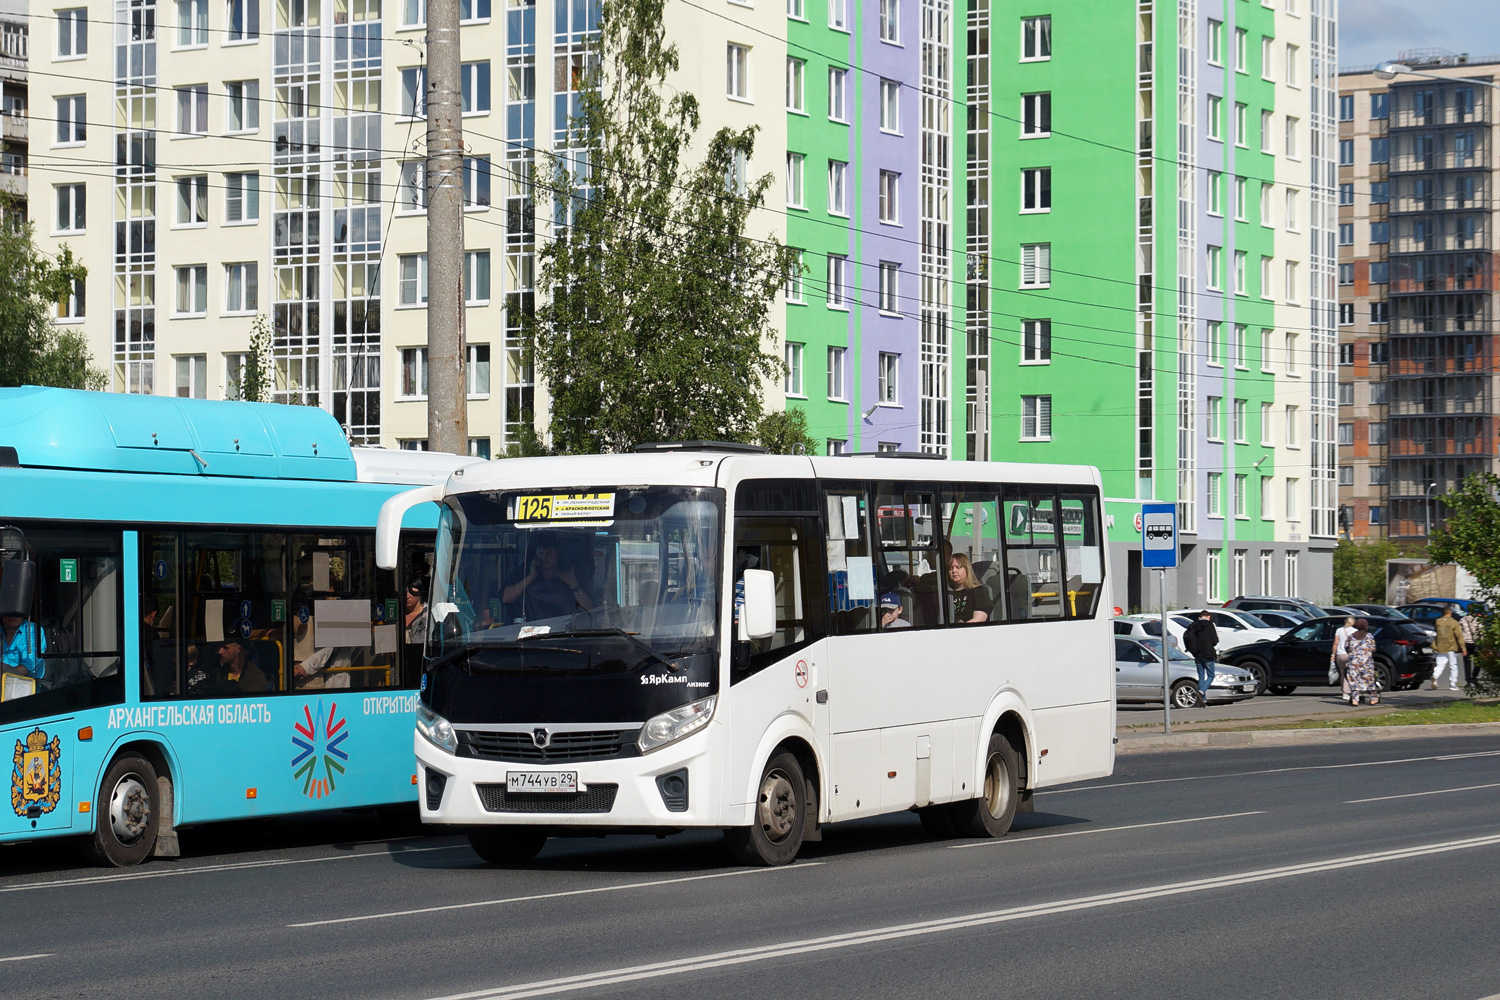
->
1429, 473, 1500, 693
230, 314, 275, 403
525, 0, 801, 455
752, 408, 819, 455
0, 218, 105, 391
1332, 538, 1407, 605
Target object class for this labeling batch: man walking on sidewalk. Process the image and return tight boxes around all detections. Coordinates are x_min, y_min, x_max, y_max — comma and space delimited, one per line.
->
1183, 610, 1219, 705
1432, 604, 1464, 690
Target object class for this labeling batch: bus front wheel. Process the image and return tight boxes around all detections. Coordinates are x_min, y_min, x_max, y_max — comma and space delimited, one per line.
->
83, 754, 161, 867
725, 751, 805, 866
952, 735, 1020, 839
468, 828, 548, 865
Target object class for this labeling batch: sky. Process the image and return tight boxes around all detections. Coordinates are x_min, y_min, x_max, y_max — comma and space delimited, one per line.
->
1340, 0, 1500, 69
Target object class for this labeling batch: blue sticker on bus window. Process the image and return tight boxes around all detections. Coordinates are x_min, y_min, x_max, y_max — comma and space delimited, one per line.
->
420, 674, 428, 692
239, 619, 252, 639
299, 605, 311, 623
239, 600, 253, 620
154, 560, 168, 580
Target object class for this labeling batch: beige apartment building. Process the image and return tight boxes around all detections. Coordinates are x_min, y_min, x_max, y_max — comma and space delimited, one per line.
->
28, 0, 785, 453
1, 15, 25, 222
1337, 53, 1500, 541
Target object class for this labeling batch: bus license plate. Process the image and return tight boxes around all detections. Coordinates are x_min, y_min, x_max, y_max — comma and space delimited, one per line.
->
507, 771, 578, 794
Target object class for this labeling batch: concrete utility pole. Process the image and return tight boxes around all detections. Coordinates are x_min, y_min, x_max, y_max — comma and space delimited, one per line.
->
425, 0, 467, 455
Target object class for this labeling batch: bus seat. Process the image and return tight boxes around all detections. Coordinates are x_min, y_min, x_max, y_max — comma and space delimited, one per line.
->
1006, 569, 1032, 620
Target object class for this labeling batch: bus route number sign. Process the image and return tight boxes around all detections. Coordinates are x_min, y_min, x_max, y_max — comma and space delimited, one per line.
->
514, 493, 615, 523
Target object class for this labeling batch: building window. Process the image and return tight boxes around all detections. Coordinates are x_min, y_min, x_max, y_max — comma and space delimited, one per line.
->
1369, 421, 1387, 445
1371, 92, 1389, 119
1234, 477, 1248, 518
827, 439, 847, 456
1235, 176, 1248, 220
176, 175, 208, 225
1207, 95, 1222, 140
1338, 382, 1354, 406
1338, 466, 1354, 486
1021, 92, 1051, 137
175, 265, 208, 317
1207, 549, 1222, 601
468, 438, 491, 460
1260, 110, 1273, 153
1285, 405, 1300, 447
1260, 479, 1273, 520
1371, 303, 1389, 325
466, 250, 491, 305
175, 355, 207, 399
1235, 27, 1247, 72
1369, 381, 1388, 405
1370, 181, 1390, 204
1284, 331, 1298, 373
225, 81, 260, 132
403, 0, 427, 23
879, 169, 900, 222
1233, 324, 1247, 368
1338, 138, 1354, 166
1233, 549, 1247, 593
57, 278, 85, 321
401, 67, 426, 117
1339, 263, 1354, 285
56, 95, 86, 145
57, 8, 87, 57
1207, 20, 1223, 65
467, 344, 491, 398
461, 61, 492, 114
1233, 398, 1247, 442
227, 0, 260, 40
1261, 257, 1273, 298
1369, 507, 1384, 525
1370, 137, 1389, 163
1020, 243, 1051, 288
177, 85, 208, 135
1285, 550, 1299, 595
225, 172, 259, 223
1338, 222, 1354, 246
1261, 35, 1273, 79
463, 156, 491, 209
784, 342, 805, 396
1021, 16, 1051, 60
878, 0, 899, 43
879, 78, 900, 131
1338, 94, 1354, 121
1370, 261, 1389, 284
55, 184, 86, 234
879, 353, 899, 404
398, 162, 426, 212
828, 0, 848, 29
399, 254, 428, 306
827, 254, 848, 308
1022, 319, 1050, 363
727, 44, 752, 101
1021, 395, 1051, 440
878, 262, 900, 314
1370, 221, 1389, 244
786, 58, 805, 112
828, 68, 848, 121
1338, 343, 1354, 365
1285, 44, 1299, 87
1021, 167, 1050, 213
1340, 183, 1354, 206
827, 346, 846, 400
1207, 396, 1224, 441
400, 348, 429, 399
1207, 320, 1223, 366
1339, 303, 1354, 325
1206, 245, 1223, 290
1261, 329, 1274, 372
177, 0, 208, 47
1285, 189, 1299, 231
1286, 480, 1300, 521
1370, 465, 1387, 485
224, 262, 258, 314
828, 160, 848, 216
785, 249, 804, 303
1234, 251, 1247, 295
787, 0, 804, 18
1207, 171, 1223, 216
1260, 548, 1274, 584
785, 153, 804, 208
1208, 473, 1223, 516
1337, 422, 1353, 446
1285, 261, 1299, 303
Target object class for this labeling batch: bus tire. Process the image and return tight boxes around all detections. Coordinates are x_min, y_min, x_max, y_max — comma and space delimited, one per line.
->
468, 828, 548, 865
952, 735, 1020, 839
83, 754, 161, 868
724, 751, 805, 866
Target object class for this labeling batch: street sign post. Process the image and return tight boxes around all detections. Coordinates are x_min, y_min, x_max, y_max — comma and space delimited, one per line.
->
1141, 504, 1177, 732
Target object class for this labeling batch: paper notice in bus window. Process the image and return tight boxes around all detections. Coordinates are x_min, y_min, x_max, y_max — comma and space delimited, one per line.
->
841, 496, 861, 540
316, 599, 372, 647
1, 674, 36, 701
846, 556, 875, 601
1072, 545, 1103, 584
825, 495, 844, 539
826, 541, 847, 572
372, 624, 398, 655
313, 551, 332, 591
205, 600, 224, 642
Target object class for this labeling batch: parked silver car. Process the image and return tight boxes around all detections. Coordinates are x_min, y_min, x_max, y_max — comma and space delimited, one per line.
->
1114, 636, 1260, 708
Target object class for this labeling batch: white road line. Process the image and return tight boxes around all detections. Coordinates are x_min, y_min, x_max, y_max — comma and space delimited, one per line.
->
423, 831, 1500, 1000
945, 811, 1264, 849
0, 954, 52, 964
0, 843, 469, 894
1347, 781, 1500, 804
290, 863, 824, 928
1049, 749, 1500, 794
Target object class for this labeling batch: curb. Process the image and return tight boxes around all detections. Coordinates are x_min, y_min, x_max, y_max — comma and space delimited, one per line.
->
1115, 720, 1500, 753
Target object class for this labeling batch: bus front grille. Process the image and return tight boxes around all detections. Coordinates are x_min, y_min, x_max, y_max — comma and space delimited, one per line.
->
475, 784, 619, 814
457, 729, 637, 763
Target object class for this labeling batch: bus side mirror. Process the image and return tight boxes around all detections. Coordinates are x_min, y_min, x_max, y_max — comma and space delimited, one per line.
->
0, 558, 35, 617
740, 569, 777, 640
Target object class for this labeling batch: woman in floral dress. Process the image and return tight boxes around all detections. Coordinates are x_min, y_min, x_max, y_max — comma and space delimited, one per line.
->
1345, 618, 1380, 706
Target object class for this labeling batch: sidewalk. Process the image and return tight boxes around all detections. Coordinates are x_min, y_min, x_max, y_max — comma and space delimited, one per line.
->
1117, 720, 1500, 753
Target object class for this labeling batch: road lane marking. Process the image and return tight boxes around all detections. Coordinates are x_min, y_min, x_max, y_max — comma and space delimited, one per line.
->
946, 811, 1264, 849
422, 831, 1500, 1000
289, 863, 824, 928
1347, 781, 1500, 804
0, 843, 469, 894
1049, 749, 1500, 794
0, 954, 52, 963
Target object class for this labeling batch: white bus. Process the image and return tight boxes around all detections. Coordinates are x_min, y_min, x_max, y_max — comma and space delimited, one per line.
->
375, 446, 1114, 865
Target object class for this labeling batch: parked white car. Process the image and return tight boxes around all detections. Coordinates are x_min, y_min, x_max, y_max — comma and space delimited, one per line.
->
1113, 614, 1186, 650
1166, 608, 1289, 652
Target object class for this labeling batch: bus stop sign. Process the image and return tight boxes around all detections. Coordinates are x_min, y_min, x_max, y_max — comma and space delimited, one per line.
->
1141, 503, 1177, 569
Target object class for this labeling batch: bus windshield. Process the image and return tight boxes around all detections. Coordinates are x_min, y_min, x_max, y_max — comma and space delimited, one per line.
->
423, 486, 723, 722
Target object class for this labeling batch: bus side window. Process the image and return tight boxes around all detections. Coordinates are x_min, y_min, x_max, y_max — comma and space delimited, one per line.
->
823, 490, 879, 634
732, 519, 821, 681
1002, 487, 1064, 620
183, 532, 289, 696
876, 486, 941, 627
941, 490, 1002, 624
1061, 493, 1105, 619
141, 533, 181, 698
399, 541, 435, 686
291, 534, 396, 691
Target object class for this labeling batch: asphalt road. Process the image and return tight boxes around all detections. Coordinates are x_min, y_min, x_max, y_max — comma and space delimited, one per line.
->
3, 733, 1500, 1000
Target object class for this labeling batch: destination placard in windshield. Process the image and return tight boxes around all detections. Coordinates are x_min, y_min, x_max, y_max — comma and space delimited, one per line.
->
509, 493, 616, 523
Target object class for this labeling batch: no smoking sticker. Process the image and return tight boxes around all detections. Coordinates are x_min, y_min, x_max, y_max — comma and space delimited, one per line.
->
794, 660, 808, 689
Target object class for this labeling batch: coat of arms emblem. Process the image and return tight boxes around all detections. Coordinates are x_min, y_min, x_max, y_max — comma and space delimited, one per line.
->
11, 728, 62, 817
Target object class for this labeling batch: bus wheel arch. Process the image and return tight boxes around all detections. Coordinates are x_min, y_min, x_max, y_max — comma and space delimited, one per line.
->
725, 745, 809, 866
87, 740, 181, 864
82, 750, 162, 867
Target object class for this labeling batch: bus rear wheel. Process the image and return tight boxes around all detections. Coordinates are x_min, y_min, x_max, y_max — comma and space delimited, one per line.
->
725, 751, 805, 866
952, 735, 1020, 839
468, 828, 548, 865
83, 754, 161, 867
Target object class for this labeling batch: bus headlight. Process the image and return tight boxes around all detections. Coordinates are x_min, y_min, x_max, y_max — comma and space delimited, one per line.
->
638, 695, 717, 754
416, 703, 458, 754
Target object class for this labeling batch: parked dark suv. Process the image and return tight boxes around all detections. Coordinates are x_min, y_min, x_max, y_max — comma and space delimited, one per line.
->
1218, 616, 1436, 695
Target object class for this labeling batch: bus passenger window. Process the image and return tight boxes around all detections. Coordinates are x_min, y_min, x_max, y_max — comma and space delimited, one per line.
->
1002, 489, 1064, 620
732, 521, 816, 677
290, 534, 396, 691
876, 487, 942, 627
1061, 494, 1105, 619
184, 532, 288, 697
141, 533, 181, 697
942, 491, 1003, 623
824, 491, 879, 634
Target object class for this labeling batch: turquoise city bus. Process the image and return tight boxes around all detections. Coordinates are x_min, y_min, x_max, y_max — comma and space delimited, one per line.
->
0, 388, 472, 865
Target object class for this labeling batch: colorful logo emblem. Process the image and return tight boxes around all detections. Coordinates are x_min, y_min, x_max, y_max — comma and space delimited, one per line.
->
11, 728, 62, 817
292, 700, 348, 799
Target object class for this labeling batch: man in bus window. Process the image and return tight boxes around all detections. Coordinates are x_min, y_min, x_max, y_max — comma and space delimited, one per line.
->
1, 612, 46, 681
218, 637, 270, 694
879, 593, 911, 630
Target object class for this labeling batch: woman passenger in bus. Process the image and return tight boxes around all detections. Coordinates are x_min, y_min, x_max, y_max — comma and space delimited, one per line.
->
502, 535, 592, 620
946, 554, 993, 624
1, 612, 47, 681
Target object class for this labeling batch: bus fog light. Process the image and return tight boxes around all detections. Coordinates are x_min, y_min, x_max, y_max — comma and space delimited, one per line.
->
638, 696, 716, 754
416, 703, 458, 754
